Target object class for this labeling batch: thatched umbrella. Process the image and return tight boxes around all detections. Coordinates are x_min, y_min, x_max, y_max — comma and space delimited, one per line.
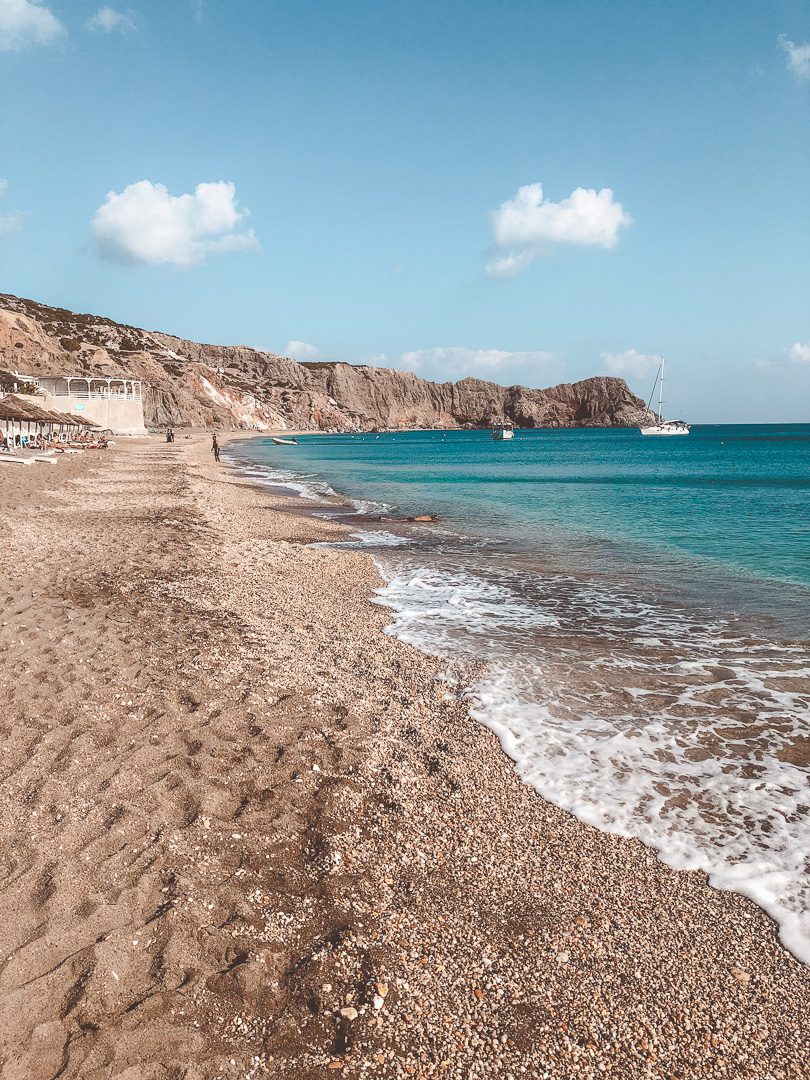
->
0, 395, 51, 445
0, 394, 96, 446
0, 396, 50, 422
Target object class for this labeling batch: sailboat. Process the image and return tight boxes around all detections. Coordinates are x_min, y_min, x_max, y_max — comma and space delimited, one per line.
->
639, 359, 690, 436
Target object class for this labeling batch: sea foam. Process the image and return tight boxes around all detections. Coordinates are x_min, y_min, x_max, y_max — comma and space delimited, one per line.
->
373, 554, 810, 965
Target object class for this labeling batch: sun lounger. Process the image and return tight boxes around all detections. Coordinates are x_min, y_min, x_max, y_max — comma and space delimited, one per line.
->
0, 455, 34, 466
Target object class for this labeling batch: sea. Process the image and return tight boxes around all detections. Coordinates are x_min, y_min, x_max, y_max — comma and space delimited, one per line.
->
230, 425, 810, 963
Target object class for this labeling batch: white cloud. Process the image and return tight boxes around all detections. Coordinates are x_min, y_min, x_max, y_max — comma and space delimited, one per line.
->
753, 358, 773, 370
788, 342, 810, 364
487, 181, 631, 276
385, 346, 556, 382
86, 6, 136, 33
601, 349, 662, 379
0, 211, 24, 235
484, 251, 535, 279
779, 36, 810, 80
92, 180, 259, 268
0, 0, 64, 50
0, 178, 24, 236
284, 340, 324, 361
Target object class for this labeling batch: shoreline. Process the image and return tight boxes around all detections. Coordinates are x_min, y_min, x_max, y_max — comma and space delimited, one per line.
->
1, 434, 808, 1078
227, 431, 810, 965
226, 430, 810, 611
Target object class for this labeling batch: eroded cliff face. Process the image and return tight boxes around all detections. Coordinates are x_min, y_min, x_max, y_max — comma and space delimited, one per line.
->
0, 294, 649, 430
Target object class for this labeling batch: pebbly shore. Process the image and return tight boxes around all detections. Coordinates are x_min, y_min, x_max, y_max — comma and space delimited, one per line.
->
0, 433, 807, 1080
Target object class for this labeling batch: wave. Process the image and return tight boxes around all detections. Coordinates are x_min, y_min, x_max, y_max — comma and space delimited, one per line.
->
372, 552, 810, 965
231, 455, 400, 517
314, 530, 411, 550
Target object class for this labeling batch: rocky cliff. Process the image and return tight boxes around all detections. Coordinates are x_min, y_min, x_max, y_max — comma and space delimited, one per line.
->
0, 294, 649, 431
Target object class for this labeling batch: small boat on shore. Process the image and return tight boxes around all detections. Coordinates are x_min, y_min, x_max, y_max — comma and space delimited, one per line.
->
640, 360, 690, 436
271, 436, 298, 446
491, 422, 514, 441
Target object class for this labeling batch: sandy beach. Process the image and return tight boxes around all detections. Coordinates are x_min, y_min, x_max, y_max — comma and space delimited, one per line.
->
0, 434, 808, 1080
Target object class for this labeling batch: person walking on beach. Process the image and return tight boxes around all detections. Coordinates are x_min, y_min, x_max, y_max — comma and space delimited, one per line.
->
212, 433, 221, 462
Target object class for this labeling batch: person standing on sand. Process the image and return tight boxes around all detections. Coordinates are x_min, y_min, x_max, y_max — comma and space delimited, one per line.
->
212, 433, 221, 462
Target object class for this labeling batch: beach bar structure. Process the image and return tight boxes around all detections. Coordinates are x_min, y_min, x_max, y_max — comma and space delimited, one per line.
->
10, 374, 148, 435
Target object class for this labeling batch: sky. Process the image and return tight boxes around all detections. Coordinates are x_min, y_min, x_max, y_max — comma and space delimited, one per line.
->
1, 0, 809, 422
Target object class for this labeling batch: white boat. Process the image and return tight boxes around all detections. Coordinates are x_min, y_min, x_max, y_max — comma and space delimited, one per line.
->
491, 422, 514, 441
640, 360, 690, 436
271, 436, 298, 445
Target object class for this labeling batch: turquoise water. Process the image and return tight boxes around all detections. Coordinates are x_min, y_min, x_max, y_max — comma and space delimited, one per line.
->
243, 425, 810, 630
232, 425, 810, 962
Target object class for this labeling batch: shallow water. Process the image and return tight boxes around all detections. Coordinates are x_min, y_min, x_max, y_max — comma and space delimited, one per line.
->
232, 426, 810, 962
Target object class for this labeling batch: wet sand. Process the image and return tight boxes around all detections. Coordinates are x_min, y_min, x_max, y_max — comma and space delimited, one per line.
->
0, 434, 808, 1079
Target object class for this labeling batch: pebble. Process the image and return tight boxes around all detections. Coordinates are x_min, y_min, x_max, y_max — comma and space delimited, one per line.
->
44, 435, 807, 1080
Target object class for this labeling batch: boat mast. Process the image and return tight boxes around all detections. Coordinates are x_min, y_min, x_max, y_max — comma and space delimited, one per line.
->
645, 361, 663, 424
658, 358, 665, 423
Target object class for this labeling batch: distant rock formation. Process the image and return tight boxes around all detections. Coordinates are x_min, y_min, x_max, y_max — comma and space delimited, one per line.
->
0, 294, 649, 431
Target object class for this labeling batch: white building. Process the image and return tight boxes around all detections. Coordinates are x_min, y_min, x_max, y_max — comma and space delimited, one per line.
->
16, 374, 147, 434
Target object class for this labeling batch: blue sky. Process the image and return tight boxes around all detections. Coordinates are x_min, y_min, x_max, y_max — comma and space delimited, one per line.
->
1, 0, 809, 421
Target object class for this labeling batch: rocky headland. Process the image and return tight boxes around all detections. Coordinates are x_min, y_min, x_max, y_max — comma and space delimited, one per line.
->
0, 294, 648, 431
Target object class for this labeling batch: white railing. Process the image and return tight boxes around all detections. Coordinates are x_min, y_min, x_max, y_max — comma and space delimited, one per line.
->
45, 389, 142, 401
